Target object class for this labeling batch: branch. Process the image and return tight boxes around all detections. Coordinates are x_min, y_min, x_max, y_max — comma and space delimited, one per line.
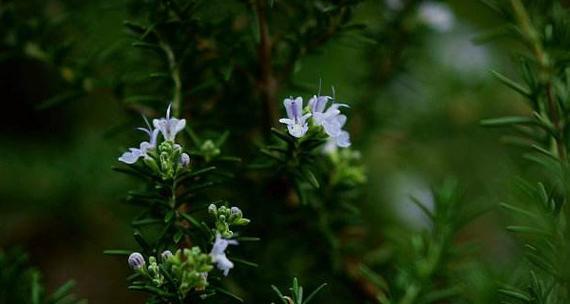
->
255, 0, 278, 130
510, 0, 566, 161
157, 34, 183, 117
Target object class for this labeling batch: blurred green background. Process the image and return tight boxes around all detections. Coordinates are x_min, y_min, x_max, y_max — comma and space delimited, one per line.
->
0, 0, 533, 303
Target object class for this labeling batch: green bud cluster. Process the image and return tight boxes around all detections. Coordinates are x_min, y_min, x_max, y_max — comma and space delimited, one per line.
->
200, 139, 221, 162
158, 141, 184, 180
142, 141, 189, 180
329, 149, 366, 186
168, 247, 213, 295
208, 204, 250, 238
129, 248, 213, 297
147, 256, 165, 286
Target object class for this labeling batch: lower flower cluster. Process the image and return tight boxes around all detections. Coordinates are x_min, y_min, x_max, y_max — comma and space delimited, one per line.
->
128, 247, 212, 297
127, 229, 242, 298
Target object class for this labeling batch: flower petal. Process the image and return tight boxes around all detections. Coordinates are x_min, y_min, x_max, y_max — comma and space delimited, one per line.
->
279, 118, 294, 125
284, 98, 294, 119
336, 131, 351, 148
323, 119, 342, 137
118, 148, 143, 164
292, 97, 303, 120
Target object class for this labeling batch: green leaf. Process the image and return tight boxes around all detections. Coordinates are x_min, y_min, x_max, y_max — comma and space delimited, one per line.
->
103, 249, 131, 256
133, 231, 151, 253
302, 168, 320, 189
499, 202, 537, 219
128, 284, 174, 297
410, 196, 434, 220
422, 286, 462, 303
236, 236, 261, 242
498, 288, 531, 302
271, 285, 288, 304
132, 218, 162, 227
480, 116, 536, 127
48, 280, 76, 303
124, 95, 163, 103
36, 91, 84, 110
173, 230, 183, 243
303, 283, 327, 304
230, 257, 258, 268
491, 70, 531, 97
131, 42, 161, 51
123, 20, 146, 35
261, 148, 283, 161
271, 128, 295, 144
506, 225, 550, 236
31, 271, 41, 304
214, 287, 244, 302
359, 264, 388, 290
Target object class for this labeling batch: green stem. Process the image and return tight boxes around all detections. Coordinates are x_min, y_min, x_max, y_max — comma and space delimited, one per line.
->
158, 36, 183, 117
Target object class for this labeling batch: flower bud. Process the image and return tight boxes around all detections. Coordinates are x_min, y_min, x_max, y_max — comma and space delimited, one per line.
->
230, 207, 242, 217
179, 153, 190, 167
128, 252, 145, 270
161, 250, 173, 261
208, 204, 217, 215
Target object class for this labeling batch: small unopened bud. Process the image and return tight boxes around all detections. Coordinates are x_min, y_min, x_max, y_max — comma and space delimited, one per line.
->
161, 250, 173, 261
208, 204, 217, 214
196, 272, 209, 291
128, 252, 145, 270
179, 153, 190, 167
230, 207, 242, 217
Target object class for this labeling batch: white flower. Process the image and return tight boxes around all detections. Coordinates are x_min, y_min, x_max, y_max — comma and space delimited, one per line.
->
118, 125, 159, 164
210, 234, 238, 276
308, 95, 348, 137
419, 2, 454, 32
153, 104, 186, 142
279, 97, 311, 138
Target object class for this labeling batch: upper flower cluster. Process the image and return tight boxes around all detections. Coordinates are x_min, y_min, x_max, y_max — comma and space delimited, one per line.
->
118, 104, 190, 178
279, 95, 351, 148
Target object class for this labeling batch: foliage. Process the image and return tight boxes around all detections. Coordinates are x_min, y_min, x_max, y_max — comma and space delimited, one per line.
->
480, 0, 570, 302
0, 249, 84, 304
2, 0, 570, 303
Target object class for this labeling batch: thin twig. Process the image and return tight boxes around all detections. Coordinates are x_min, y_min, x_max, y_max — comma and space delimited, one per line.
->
157, 34, 183, 117
255, 0, 278, 130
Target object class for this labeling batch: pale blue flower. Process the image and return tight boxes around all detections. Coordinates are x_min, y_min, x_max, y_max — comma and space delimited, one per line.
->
333, 114, 351, 148
210, 234, 238, 276
153, 104, 186, 141
279, 97, 311, 138
323, 114, 351, 153
308, 95, 348, 137
118, 124, 160, 164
